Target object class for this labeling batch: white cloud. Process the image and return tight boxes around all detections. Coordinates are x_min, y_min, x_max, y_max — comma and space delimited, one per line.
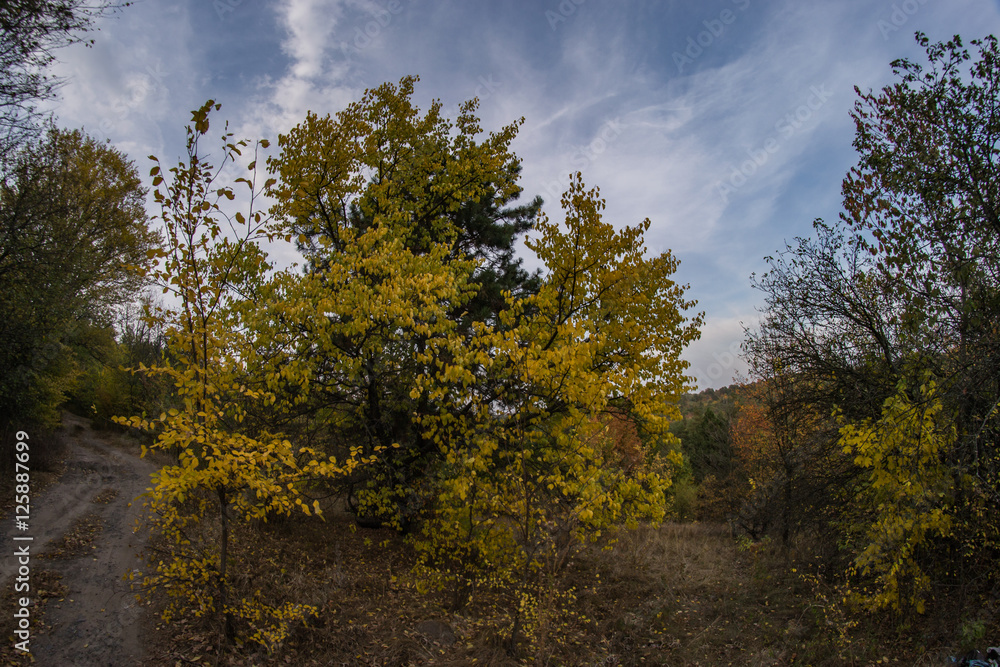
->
279, 0, 343, 80
683, 312, 755, 390
40, 2, 195, 161
28, 0, 1000, 391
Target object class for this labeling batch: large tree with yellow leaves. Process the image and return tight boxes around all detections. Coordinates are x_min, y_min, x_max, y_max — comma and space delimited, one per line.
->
121, 78, 702, 649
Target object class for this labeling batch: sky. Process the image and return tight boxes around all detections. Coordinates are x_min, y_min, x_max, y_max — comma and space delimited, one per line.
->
40, 0, 1000, 390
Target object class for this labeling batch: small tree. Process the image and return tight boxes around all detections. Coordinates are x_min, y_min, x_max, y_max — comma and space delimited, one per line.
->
117, 102, 375, 647
838, 374, 957, 613
411, 174, 702, 648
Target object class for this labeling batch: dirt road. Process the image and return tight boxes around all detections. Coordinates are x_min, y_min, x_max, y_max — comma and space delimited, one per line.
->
1, 413, 159, 666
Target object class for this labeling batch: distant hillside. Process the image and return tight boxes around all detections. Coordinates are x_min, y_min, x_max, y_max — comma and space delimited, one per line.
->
675, 383, 739, 419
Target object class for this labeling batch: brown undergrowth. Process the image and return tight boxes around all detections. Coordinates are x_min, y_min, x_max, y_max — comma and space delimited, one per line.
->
131, 513, 991, 666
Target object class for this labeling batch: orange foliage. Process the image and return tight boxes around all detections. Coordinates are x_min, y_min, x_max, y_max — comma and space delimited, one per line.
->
597, 409, 643, 471
729, 390, 778, 489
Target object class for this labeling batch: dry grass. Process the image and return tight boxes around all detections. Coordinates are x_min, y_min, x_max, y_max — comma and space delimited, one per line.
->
4, 415, 989, 664
131, 515, 993, 666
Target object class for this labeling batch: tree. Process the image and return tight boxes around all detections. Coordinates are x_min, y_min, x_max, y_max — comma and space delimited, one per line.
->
117, 102, 377, 646
741, 220, 903, 547
843, 32, 1000, 485
729, 375, 840, 544
745, 33, 1000, 613
0, 125, 157, 430
838, 374, 957, 613
264, 75, 536, 528
116, 83, 702, 654
745, 220, 903, 425
446, 162, 543, 327
838, 32, 1000, 610
676, 406, 733, 484
0, 0, 129, 164
666, 388, 739, 521
410, 174, 702, 647
726, 390, 774, 533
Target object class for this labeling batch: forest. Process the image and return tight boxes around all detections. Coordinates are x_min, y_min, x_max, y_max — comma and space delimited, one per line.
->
1, 1, 999, 665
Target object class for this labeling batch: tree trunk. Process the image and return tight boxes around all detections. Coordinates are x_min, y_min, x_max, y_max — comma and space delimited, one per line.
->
217, 485, 234, 642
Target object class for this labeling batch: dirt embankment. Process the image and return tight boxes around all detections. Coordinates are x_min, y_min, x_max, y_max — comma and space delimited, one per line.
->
1, 413, 160, 666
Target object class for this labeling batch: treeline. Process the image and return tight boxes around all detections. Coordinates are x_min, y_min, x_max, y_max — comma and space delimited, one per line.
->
673, 33, 1000, 621
0, 1, 166, 477
111, 85, 701, 649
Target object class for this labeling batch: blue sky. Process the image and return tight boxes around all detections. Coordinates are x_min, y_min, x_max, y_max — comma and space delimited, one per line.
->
43, 0, 1000, 389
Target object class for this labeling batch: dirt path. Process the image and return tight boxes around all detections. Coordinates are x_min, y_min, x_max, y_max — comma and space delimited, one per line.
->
1, 413, 160, 666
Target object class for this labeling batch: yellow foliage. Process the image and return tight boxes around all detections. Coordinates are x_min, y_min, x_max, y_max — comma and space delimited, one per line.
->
257, 74, 528, 530
410, 173, 702, 621
115, 100, 371, 648
838, 374, 956, 613
118, 86, 704, 652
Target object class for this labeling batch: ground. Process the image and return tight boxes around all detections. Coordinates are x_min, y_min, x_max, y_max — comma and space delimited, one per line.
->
0, 415, 982, 666
1, 413, 157, 666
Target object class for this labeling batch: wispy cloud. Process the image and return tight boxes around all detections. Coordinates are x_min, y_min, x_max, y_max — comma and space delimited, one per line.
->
30, 0, 1000, 388
40, 2, 198, 162
280, 0, 343, 80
